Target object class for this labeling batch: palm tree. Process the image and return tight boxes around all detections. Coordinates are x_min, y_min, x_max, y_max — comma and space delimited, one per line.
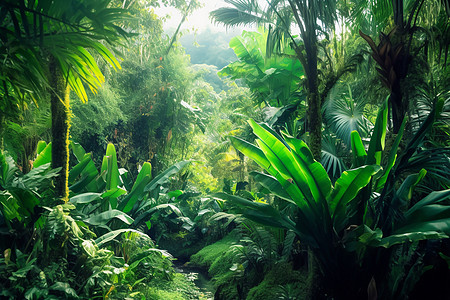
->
0, 0, 127, 201
211, 0, 338, 160
355, 0, 449, 133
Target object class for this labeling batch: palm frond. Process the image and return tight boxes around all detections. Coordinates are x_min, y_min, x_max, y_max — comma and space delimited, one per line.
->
324, 85, 372, 147
210, 0, 268, 28
321, 134, 348, 181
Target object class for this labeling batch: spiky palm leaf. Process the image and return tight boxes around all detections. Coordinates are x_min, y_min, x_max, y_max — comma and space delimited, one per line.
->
324, 85, 372, 147
210, 0, 269, 28
0, 0, 128, 103
321, 133, 348, 181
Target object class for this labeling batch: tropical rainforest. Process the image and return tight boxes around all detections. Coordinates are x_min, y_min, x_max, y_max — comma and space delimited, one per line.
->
0, 0, 449, 299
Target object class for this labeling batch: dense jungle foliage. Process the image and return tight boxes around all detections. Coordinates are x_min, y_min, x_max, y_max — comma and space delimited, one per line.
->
0, 0, 449, 299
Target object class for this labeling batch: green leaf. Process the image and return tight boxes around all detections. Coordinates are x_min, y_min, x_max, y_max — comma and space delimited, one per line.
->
249, 120, 320, 222
405, 189, 450, 217
378, 231, 448, 248
250, 171, 293, 202
393, 169, 427, 208
329, 165, 381, 231
85, 209, 133, 226
70, 142, 87, 162
82, 240, 97, 257
375, 116, 407, 191
70, 193, 102, 205
367, 97, 388, 165
36, 141, 47, 154
101, 188, 127, 199
105, 143, 120, 191
285, 136, 332, 202
144, 161, 190, 193
94, 229, 147, 247
33, 142, 52, 168
118, 162, 152, 213
229, 136, 271, 170
350, 131, 367, 167
68, 153, 93, 183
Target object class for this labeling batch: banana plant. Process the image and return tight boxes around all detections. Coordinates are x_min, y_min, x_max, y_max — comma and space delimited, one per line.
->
217, 98, 450, 297
0, 149, 60, 230
216, 119, 380, 282
65, 142, 191, 231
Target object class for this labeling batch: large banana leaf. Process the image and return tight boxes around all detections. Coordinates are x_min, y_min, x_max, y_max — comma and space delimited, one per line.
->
350, 131, 367, 168
366, 97, 388, 165
329, 165, 381, 231
358, 190, 450, 248
118, 162, 152, 213
144, 160, 190, 193
85, 209, 133, 226
94, 229, 147, 247
250, 171, 292, 202
33, 142, 52, 168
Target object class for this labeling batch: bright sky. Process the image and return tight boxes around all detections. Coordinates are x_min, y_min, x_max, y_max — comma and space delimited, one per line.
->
154, 0, 254, 33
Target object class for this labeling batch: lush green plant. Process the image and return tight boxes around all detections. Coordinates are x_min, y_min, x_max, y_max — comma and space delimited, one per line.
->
219, 28, 304, 107
0, 0, 128, 200
216, 97, 450, 298
0, 141, 205, 299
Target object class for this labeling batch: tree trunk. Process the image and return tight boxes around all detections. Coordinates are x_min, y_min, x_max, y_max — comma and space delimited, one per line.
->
305, 41, 322, 161
49, 56, 71, 202
390, 81, 404, 133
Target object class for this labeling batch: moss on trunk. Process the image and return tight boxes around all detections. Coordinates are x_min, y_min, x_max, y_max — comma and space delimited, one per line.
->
49, 56, 71, 202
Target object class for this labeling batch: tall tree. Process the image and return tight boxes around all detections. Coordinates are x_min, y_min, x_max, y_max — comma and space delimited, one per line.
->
0, 0, 127, 201
356, 0, 449, 132
211, 0, 338, 160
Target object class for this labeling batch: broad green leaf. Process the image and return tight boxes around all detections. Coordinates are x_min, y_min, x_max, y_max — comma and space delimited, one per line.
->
70, 193, 102, 205
350, 131, 367, 167
330, 165, 381, 231
250, 120, 316, 209
36, 141, 47, 155
378, 231, 448, 248
168, 190, 183, 199
105, 143, 120, 191
229, 136, 271, 170
117, 162, 152, 213
389, 190, 450, 238
101, 188, 127, 199
250, 171, 292, 202
356, 225, 447, 248
85, 209, 133, 226
132, 203, 182, 227
82, 240, 98, 257
367, 97, 388, 165
118, 175, 151, 213
405, 189, 450, 217
144, 161, 190, 193
213, 192, 317, 247
68, 153, 93, 183
285, 136, 332, 201
33, 142, 52, 168
375, 116, 407, 191
129, 248, 172, 269
394, 169, 427, 208
94, 229, 147, 247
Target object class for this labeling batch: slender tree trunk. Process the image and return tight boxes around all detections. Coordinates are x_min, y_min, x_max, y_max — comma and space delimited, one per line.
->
305, 42, 322, 161
49, 56, 71, 202
390, 81, 404, 133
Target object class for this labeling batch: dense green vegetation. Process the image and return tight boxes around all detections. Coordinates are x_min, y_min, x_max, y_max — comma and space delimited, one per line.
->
0, 0, 449, 299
